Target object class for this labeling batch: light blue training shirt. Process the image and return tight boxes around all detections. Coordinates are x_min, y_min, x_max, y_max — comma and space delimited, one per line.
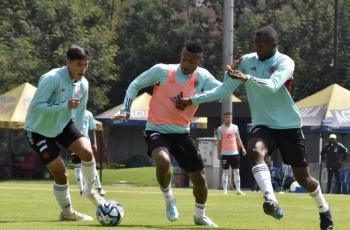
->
191, 51, 302, 129
25, 66, 89, 137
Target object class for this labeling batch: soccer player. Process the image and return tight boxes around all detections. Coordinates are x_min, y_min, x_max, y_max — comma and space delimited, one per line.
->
71, 110, 106, 196
216, 112, 246, 195
114, 41, 220, 227
25, 45, 105, 221
177, 26, 333, 230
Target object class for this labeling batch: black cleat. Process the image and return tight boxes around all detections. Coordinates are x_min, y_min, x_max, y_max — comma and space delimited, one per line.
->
320, 209, 333, 230
263, 199, 284, 220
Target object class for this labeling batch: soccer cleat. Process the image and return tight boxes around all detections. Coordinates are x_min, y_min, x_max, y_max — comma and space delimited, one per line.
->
223, 190, 228, 195
59, 210, 93, 221
236, 191, 246, 195
97, 187, 106, 196
165, 197, 179, 221
85, 190, 106, 207
263, 199, 284, 220
194, 215, 218, 228
320, 209, 333, 230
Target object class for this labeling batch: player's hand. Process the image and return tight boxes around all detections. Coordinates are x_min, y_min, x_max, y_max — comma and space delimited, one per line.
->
226, 68, 248, 81
176, 97, 192, 110
229, 57, 242, 70
112, 111, 130, 120
242, 149, 247, 156
68, 99, 80, 109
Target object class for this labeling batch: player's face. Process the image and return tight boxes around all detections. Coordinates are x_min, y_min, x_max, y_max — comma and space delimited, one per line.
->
224, 115, 232, 125
255, 35, 276, 60
180, 49, 202, 75
67, 58, 89, 80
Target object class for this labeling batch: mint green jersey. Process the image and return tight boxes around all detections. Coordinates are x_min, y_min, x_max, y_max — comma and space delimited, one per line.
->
25, 66, 89, 137
217, 124, 241, 155
191, 51, 301, 129
79, 110, 96, 140
121, 64, 221, 133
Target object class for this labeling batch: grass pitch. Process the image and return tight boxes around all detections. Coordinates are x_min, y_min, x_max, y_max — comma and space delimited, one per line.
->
0, 168, 349, 230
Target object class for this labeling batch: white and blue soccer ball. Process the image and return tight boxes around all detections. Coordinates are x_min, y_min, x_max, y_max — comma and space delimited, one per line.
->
96, 200, 124, 226
290, 181, 301, 192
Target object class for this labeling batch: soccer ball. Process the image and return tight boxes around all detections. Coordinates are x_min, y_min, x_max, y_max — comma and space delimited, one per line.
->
96, 200, 124, 226
290, 181, 301, 192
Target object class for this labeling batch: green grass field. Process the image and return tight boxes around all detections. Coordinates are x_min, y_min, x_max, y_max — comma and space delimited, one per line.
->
0, 168, 350, 230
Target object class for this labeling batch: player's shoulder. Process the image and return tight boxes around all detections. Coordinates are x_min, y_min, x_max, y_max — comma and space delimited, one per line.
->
85, 110, 93, 117
39, 67, 65, 84
152, 63, 171, 71
81, 76, 89, 86
242, 53, 258, 61
275, 51, 294, 65
196, 67, 214, 78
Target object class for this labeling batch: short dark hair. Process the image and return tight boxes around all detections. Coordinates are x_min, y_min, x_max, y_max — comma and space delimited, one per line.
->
255, 26, 278, 42
184, 41, 203, 54
66, 45, 89, 60
224, 112, 232, 116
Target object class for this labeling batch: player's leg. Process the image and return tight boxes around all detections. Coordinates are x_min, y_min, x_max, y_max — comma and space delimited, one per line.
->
25, 131, 92, 221
326, 168, 334, 193
144, 131, 178, 221
334, 168, 341, 194
247, 126, 283, 219
278, 128, 333, 229
94, 168, 106, 196
57, 121, 104, 207
175, 134, 217, 227
231, 155, 244, 195
70, 153, 83, 195
221, 156, 229, 194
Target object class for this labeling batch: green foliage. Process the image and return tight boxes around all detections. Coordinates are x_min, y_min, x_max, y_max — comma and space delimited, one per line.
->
0, 0, 349, 111
0, 0, 119, 114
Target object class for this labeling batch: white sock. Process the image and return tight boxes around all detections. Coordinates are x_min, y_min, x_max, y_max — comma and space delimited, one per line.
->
309, 184, 329, 213
195, 202, 206, 218
160, 183, 174, 199
73, 164, 83, 193
252, 163, 278, 203
94, 168, 102, 189
81, 160, 96, 195
233, 169, 241, 192
222, 170, 229, 192
53, 183, 73, 215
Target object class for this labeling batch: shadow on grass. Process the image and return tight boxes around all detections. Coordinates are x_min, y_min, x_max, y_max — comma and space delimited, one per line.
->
80, 223, 255, 230
0, 220, 59, 223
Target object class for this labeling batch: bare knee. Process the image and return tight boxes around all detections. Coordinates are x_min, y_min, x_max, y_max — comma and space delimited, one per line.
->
78, 148, 93, 162
247, 142, 268, 165
152, 148, 171, 169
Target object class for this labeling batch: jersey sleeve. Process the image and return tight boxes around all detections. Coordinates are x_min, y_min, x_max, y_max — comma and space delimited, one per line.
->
191, 73, 242, 105
30, 76, 68, 113
234, 125, 241, 139
216, 127, 222, 141
121, 64, 164, 113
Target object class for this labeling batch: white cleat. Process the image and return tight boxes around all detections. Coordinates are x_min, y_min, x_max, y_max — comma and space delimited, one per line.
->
59, 210, 93, 221
85, 190, 106, 207
165, 197, 179, 221
194, 215, 218, 228
97, 187, 106, 196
